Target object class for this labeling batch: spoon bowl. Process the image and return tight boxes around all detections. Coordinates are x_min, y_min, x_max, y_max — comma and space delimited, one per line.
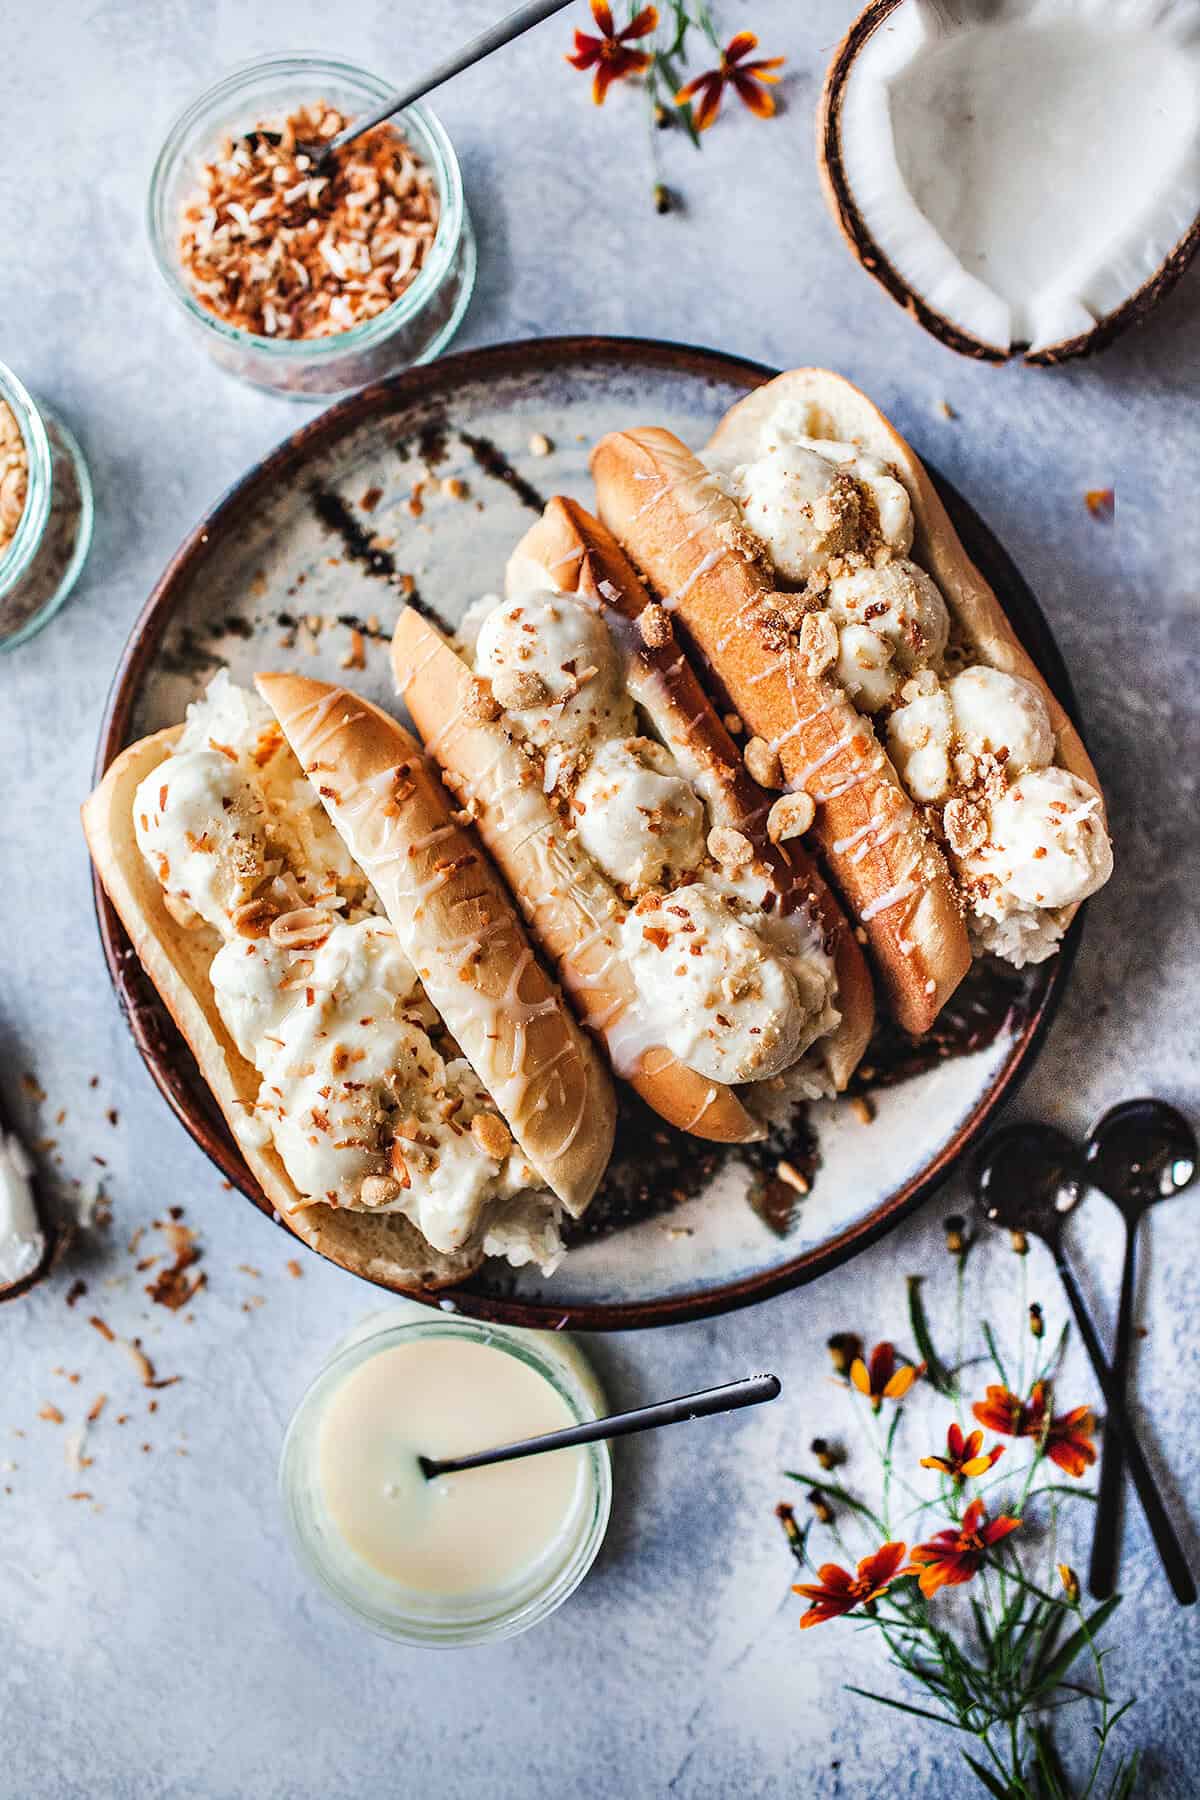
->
971, 1120, 1084, 1242
1085, 1098, 1198, 1213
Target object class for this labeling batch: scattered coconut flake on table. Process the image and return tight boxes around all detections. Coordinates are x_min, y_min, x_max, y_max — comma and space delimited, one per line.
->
0, 1131, 45, 1293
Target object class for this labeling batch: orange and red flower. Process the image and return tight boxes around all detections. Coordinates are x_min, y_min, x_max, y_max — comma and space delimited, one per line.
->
850, 1342, 924, 1412
675, 31, 785, 132
972, 1381, 1097, 1477
908, 1498, 1022, 1598
793, 1541, 910, 1628
920, 1421, 1005, 1483
567, 3, 659, 105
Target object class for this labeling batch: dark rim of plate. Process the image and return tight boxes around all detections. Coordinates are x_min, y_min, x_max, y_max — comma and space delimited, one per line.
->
90, 335, 1081, 1330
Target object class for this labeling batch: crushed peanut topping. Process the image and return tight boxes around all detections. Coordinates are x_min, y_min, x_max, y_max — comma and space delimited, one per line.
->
767, 791, 815, 844
178, 104, 440, 341
743, 736, 784, 790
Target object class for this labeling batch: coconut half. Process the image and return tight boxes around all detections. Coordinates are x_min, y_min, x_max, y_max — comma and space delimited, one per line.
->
819, 0, 1200, 362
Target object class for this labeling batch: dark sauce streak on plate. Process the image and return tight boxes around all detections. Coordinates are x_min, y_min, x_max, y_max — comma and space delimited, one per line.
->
458, 430, 547, 514
309, 485, 453, 633
568, 958, 1032, 1247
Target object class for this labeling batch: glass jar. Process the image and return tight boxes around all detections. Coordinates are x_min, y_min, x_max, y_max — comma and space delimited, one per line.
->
279, 1312, 612, 1646
147, 55, 477, 398
0, 362, 94, 651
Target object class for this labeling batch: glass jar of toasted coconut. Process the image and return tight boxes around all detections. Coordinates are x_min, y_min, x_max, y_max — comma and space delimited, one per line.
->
0, 361, 94, 651
279, 1307, 611, 1646
147, 55, 476, 398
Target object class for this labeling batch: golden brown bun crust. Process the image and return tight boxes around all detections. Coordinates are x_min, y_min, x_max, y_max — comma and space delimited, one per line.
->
590, 426, 970, 1034
254, 673, 614, 1217
392, 608, 762, 1143
509, 496, 875, 1089
81, 730, 478, 1292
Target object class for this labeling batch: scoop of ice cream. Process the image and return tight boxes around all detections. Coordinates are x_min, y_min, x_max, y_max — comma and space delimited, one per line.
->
622, 885, 809, 1084
711, 441, 864, 581
572, 737, 706, 893
473, 589, 634, 750
967, 766, 1112, 911
135, 749, 271, 932
948, 666, 1054, 775
826, 560, 949, 671
835, 622, 900, 712
799, 438, 913, 553
887, 686, 955, 803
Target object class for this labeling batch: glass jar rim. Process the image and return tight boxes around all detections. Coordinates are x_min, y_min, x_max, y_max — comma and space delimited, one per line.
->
278, 1316, 612, 1647
146, 53, 466, 363
0, 362, 53, 598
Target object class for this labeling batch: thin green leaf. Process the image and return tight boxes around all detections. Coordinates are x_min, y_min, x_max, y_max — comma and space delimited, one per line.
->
982, 1321, 1010, 1389
843, 1685, 970, 1731
1106, 1751, 1141, 1800
781, 1472, 884, 1529
1028, 1596, 1122, 1696
1031, 1723, 1071, 1798
908, 1275, 956, 1395
961, 1750, 1016, 1799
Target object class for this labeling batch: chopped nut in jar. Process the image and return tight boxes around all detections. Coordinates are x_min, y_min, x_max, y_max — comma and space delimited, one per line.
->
178, 104, 440, 340
0, 401, 28, 557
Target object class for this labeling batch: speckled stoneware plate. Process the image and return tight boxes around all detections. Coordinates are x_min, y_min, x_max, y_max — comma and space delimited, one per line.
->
93, 337, 1080, 1328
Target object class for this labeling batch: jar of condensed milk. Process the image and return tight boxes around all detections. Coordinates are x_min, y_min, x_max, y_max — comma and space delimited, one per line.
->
279, 1309, 612, 1646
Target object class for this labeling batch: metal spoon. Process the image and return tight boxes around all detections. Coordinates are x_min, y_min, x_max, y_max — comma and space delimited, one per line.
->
972, 1123, 1195, 1605
419, 1373, 781, 1481
1085, 1100, 1197, 1599
299, 0, 576, 169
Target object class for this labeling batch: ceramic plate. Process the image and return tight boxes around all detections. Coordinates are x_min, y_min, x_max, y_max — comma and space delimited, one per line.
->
93, 337, 1079, 1328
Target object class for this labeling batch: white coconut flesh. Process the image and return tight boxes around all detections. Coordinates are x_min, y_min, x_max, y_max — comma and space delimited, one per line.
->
836, 0, 1200, 355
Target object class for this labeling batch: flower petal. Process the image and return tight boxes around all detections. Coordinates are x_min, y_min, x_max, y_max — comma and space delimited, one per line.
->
621, 3, 659, 41
591, 0, 615, 34
883, 1362, 922, 1401
849, 1356, 871, 1396
920, 1455, 952, 1473
567, 33, 602, 69
862, 1541, 909, 1586
723, 30, 760, 66
982, 1514, 1022, 1546
947, 1422, 965, 1459
869, 1342, 896, 1392
961, 1496, 984, 1535
741, 56, 785, 80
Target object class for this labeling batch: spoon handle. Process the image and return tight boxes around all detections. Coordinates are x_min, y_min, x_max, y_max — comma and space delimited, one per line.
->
1088, 1221, 1138, 1598
1055, 1247, 1195, 1605
421, 1373, 781, 1480
323, 0, 576, 157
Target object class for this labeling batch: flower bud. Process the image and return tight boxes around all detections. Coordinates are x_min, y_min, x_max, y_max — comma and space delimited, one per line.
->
943, 1214, 966, 1255
1057, 1562, 1080, 1604
827, 1332, 863, 1376
811, 1437, 843, 1472
1010, 1229, 1029, 1256
806, 1490, 835, 1526
653, 183, 673, 215
1029, 1302, 1045, 1339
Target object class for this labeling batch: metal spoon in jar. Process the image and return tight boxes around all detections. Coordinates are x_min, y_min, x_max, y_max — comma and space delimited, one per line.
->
299, 0, 577, 169
1084, 1099, 1197, 1599
971, 1122, 1195, 1605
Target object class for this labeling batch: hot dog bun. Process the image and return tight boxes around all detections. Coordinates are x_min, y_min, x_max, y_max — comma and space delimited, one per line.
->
83, 677, 615, 1292
591, 424, 969, 1033
508, 496, 874, 1091
392, 607, 762, 1142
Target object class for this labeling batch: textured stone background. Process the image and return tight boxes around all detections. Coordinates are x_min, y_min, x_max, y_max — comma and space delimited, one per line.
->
2, 3, 1197, 1796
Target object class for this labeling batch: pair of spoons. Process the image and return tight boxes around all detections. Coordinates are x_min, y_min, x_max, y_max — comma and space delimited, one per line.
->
974, 1098, 1197, 1604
